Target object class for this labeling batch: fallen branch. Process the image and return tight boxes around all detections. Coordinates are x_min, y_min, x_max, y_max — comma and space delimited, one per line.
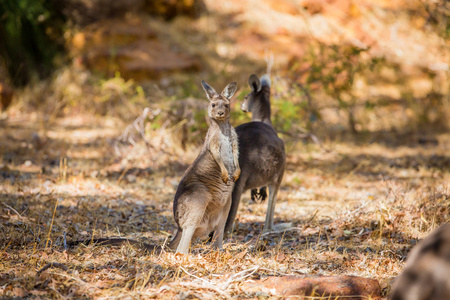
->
261, 227, 303, 237
1, 202, 22, 218
221, 266, 260, 290
179, 265, 261, 297
37, 262, 72, 275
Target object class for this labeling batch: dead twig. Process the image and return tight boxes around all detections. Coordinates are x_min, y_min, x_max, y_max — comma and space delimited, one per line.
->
0, 240, 12, 258
114, 107, 159, 156
221, 266, 260, 289
179, 266, 231, 298
37, 262, 72, 275
180, 266, 213, 286
261, 227, 303, 237
1, 202, 22, 218
179, 266, 260, 297
176, 282, 231, 299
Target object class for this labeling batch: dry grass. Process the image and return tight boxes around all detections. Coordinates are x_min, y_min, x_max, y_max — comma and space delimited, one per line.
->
1, 105, 448, 299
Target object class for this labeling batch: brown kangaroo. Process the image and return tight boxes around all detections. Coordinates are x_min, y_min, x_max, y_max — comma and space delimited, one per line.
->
168, 80, 240, 254
224, 74, 286, 234
68, 81, 239, 255
389, 223, 450, 300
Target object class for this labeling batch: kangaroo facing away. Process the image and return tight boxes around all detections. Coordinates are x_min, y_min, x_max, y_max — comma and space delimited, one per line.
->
224, 74, 286, 235
168, 80, 240, 254
389, 223, 450, 300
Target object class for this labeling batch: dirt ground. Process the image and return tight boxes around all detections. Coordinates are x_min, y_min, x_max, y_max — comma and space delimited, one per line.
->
0, 109, 448, 299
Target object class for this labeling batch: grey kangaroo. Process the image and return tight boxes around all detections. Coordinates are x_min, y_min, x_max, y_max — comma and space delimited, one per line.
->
389, 223, 450, 300
224, 74, 286, 234
69, 81, 239, 255
168, 80, 240, 255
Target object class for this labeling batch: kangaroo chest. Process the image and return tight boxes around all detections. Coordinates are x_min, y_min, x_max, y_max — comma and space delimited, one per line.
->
219, 132, 234, 173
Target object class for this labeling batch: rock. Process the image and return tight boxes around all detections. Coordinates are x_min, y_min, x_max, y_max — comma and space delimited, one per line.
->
241, 275, 382, 299
71, 16, 201, 81
61, 0, 205, 25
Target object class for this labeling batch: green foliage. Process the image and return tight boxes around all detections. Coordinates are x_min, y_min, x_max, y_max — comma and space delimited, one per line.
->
0, 0, 66, 85
273, 99, 300, 132
290, 42, 384, 134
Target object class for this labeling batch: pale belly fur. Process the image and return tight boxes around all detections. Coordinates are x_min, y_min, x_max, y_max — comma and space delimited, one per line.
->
219, 132, 234, 174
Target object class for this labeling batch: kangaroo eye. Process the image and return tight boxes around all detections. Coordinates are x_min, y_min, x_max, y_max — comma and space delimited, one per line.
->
212, 104, 216, 108
225, 104, 229, 108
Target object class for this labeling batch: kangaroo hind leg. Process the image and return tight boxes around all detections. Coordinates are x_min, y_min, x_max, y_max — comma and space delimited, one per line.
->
264, 184, 279, 231
176, 226, 196, 255
173, 193, 207, 254
212, 194, 232, 250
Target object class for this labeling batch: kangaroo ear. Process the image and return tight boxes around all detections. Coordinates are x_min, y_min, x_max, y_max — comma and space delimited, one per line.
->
221, 82, 237, 99
201, 80, 217, 101
248, 74, 261, 93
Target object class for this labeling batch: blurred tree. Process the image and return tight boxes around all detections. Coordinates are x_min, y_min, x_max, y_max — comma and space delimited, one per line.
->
0, 0, 66, 86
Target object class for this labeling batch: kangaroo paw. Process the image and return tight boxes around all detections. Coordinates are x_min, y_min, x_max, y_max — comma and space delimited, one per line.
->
221, 171, 229, 184
251, 189, 259, 201
232, 168, 241, 181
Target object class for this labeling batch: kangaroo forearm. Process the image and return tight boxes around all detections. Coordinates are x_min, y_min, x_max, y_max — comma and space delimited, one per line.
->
211, 149, 227, 172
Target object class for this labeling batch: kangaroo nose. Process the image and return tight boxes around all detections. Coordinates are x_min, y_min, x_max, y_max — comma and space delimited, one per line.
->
218, 111, 224, 116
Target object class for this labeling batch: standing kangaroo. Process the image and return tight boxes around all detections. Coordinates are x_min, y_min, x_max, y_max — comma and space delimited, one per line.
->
168, 80, 241, 254
224, 74, 286, 234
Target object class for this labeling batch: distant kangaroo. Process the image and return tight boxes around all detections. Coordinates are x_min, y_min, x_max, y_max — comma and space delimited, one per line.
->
224, 74, 286, 234
168, 80, 240, 254
389, 223, 450, 300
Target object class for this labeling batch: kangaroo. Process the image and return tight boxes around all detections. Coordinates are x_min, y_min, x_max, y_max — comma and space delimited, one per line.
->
389, 223, 450, 300
224, 74, 286, 234
67, 82, 239, 256
241, 74, 274, 203
168, 80, 240, 255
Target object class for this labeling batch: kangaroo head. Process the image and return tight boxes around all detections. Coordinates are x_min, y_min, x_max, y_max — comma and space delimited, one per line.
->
241, 74, 262, 112
201, 80, 237, 121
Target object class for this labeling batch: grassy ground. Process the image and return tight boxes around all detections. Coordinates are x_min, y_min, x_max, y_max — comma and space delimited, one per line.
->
0, 106, 448, 298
